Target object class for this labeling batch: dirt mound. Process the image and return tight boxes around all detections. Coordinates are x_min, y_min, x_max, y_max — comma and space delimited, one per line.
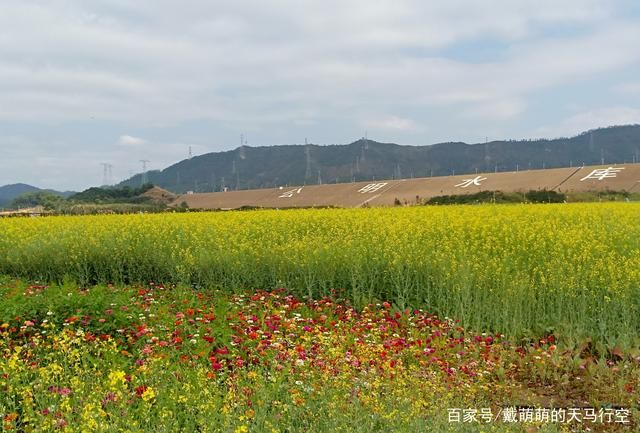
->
142, 186, 177, 205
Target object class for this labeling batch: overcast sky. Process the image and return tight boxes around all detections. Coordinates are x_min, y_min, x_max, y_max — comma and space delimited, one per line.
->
1, 0, 640, 190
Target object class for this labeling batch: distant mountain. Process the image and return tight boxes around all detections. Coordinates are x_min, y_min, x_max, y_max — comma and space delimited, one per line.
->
0, 184, 41, 208
0, 184, 73, 208
120, 125, 640, 193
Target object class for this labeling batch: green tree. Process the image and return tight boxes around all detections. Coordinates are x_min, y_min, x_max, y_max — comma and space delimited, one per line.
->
11, 191, 66, 210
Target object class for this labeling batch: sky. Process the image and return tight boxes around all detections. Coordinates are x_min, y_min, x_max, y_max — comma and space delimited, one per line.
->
1, 0, 640, 191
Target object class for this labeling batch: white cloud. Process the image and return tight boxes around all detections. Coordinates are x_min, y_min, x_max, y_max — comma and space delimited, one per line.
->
615, 82, 640, 95
0, 0, 630, 126
0, 0, 638, 189
361, 115, 421, 132
535, 107, 640, 138
462, 99, 527, 120
118, 135, 146, 146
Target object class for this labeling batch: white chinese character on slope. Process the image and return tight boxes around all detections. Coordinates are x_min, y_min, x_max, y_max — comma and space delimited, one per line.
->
580, 167, 624, 181
455, 176, 487, 188
279, 187, 303, 198
358, 183, 388, 193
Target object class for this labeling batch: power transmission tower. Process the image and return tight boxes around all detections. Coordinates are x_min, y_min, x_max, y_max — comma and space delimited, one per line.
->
100, 163, 113, 186
231, 160, 240, 190
305, 142, 312, 179
139, 160, 150, 186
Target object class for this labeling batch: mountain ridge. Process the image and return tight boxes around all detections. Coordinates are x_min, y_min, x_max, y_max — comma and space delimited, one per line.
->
119, 124, 640, 193
0, 184, 74, 208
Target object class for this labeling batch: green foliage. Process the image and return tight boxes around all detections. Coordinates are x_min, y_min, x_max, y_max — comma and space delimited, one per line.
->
525, 190, 566, 203
567, 190, 640, 202
62, 203, 167, 215
426, 191, 521, 205
10, 191, 66, 210
0, 183, 42, 208
7, 184, 164, 214
69, 183, 154, 203
425, 190, 566, 205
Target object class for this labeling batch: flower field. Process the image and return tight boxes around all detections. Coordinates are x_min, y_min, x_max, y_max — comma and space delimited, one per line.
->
1, 204, 640, 347
1, 203, 640, 431
1, 280, 638, 432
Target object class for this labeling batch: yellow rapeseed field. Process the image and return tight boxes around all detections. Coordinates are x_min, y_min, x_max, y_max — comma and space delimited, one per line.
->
1, 203, 639, 346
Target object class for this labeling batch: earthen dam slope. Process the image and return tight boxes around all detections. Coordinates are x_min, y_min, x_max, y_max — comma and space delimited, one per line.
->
173, 163, 640, 209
